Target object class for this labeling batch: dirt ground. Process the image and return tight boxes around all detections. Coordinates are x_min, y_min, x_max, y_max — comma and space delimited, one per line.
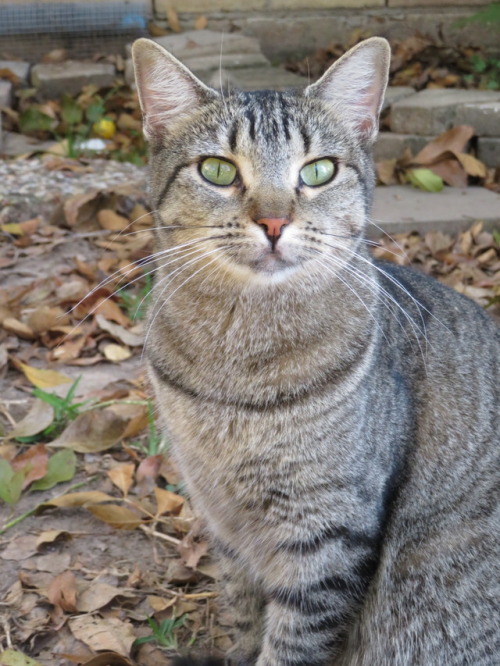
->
0, 157, 499, 666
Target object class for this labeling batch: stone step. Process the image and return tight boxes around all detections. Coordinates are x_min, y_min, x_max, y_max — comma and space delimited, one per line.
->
391, 89, 500, 136
31, 61, 116, 99
371, 185, 500, 237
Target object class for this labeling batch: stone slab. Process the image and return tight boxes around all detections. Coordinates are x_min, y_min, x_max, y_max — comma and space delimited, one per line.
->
0, 80, 13, 108
370, 185, 500, 237
31, 61, 116, 98
0, 60, 30, 83
477, 137, 500, 169
382, 86, 415, 111
204, 66, 305, 91
391, 89, 500, 136
183, 52, 270, 73
456, 100, 500, 138
0, 131, 59, 157
127, 30, 263, 59
373, 132, 433, 162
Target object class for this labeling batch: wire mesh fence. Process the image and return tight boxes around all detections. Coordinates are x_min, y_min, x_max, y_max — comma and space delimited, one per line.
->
0, 1, 151, 60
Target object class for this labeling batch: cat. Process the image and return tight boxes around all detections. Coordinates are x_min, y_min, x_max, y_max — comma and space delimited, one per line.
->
131, 36, 500, 665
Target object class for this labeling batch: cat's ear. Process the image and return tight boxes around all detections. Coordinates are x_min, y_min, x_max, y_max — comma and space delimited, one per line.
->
131, 38, 216, 140
305, 37, 390, 144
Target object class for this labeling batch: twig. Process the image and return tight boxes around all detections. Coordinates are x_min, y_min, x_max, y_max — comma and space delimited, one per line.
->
140, 524, 181, 546
0, 477, 95, 534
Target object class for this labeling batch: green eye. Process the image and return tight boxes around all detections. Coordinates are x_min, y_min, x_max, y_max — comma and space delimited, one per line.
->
200, 157, 237, 186
300, 159, 336, 187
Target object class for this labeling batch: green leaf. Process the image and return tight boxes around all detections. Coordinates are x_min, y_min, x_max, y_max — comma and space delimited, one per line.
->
31, 449, 77, 491
61, 94, 83, 126
85, 98, 106, 123
492, 229, 500, 245
18, 108, 54, 134
0, 648, 43, 666
0, 459, 24, 505
406, 168, 444, 193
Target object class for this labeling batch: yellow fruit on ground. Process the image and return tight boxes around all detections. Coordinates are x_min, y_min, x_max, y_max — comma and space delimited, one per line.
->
92, 118, 116, 139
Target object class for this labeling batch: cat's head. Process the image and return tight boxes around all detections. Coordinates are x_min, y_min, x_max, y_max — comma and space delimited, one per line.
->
132, 37, 389, 288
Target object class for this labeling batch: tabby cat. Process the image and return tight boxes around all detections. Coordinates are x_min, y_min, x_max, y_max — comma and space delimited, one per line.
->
131, 36, 500, 665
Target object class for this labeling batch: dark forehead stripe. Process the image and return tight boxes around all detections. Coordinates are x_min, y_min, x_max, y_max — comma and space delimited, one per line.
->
239, 91, 296, 145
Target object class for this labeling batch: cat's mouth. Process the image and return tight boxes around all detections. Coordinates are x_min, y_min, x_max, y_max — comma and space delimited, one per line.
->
247, 245, 300, 276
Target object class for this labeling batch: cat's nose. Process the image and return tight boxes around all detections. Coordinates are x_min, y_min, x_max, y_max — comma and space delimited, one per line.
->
255, 217, 289, 245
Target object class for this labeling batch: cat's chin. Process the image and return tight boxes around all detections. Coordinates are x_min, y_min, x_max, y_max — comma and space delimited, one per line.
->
226, 254, 302, 285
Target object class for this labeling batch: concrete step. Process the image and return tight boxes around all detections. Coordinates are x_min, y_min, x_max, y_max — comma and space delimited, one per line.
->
371, 185, 500, 237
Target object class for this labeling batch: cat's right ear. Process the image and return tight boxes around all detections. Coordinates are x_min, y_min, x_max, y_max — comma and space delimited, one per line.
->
131, 38, 216, 141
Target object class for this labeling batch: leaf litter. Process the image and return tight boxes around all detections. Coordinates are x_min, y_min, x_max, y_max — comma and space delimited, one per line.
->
1, 31, 500, 666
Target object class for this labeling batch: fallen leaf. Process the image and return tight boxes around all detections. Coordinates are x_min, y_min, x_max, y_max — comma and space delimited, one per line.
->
103, 343, 132, 362
456, 153, 488, 178
0, 459, 24, 504
194, 15, 208, 30
36, 529, 72, 549
48, 409, 128, 453
68, 615, 136, 656
95, 314, 143, 346
16, 362, 73, 389
0, 534, 39, 560
97, 209, 130, 232
8, 399, 54, 439
413, 125, 475, 164
27, 305, 68, 334
146, 595, 176, 612
11, 443, 49, 489
166, 6, 182, 32
76, 581, 135, 613
47, 570, 77, 612
2, 318, 35, 340
0, 649, 43, 666
31, 449, 77, 490
78, 654, 134, 666
406, 168, 444, 192
154, 487, 184, 516
87, 503, 144, 530
107, 463, 135, 496
41, 490, 115, 509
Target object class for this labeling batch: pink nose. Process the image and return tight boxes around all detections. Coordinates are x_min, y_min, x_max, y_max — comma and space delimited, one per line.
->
256, 217, 289, 241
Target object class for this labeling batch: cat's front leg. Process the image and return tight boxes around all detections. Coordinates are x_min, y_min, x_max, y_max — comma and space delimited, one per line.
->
215, 540, 266, 665
255, 558, 375, 666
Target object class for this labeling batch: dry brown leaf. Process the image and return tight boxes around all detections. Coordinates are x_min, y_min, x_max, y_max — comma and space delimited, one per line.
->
166, 6, 182, 32
376, 159, 398, 185
78, 652, 135, 666
146, 595, 176, 612
414, 125, 475, 165
95, 314, 143, 347
194, 15, 208, 30
107, 463, 135, 496
93, 299, 131, 327
63, 190, 104, 230
68, 615, 136, 656
0, 535, 39, 561
16, 362, 72, 389
11, 443, 49, 489
36, 529, 72, 549
97, 209, 130, 232
103, 343, 132, 363
76, 581, 135, 613
154, 487, 184, 516
24, 551, 71, 574
47, 570, 77, 612
41, 490, 115, 509
3, 318, 36, 340
86, 503, 144, 530
27, 306, 68, 334
456, 153, 488, 178
48, 409, 129, 453
8, 399, 54, 439
426, 157, 468, 188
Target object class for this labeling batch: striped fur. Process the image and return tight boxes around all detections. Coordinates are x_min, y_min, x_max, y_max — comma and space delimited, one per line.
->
132, 38, 500, 665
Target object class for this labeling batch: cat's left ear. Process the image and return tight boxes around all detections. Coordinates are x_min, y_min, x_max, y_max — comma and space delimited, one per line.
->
131, 38, 217, 141
305, 37, 390, 144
